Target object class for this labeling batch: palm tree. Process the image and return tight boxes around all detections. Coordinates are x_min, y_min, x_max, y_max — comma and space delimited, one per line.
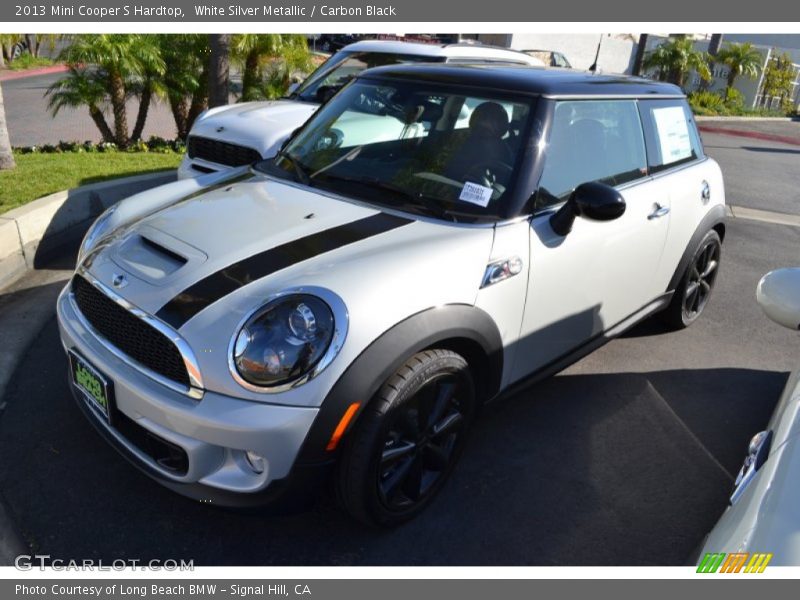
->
157, 35, 209, 139
208, 34, 231, 109
45, 66, 115, 143
57, 34, 163, 147
716, 42, 763, 92
232, 34, 310, 101
643, 37, 712, 89
0, 83, 15, 171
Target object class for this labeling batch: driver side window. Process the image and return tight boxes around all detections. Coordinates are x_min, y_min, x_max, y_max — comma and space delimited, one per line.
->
535, 100, 648, 210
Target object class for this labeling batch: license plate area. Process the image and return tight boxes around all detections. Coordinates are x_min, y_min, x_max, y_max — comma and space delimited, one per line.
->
69, 350, 115, 423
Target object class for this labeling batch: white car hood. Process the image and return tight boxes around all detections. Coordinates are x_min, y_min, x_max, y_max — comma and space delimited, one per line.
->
81, 173, 496, 402
191, 100, 320, 158
86, 174, 493, 328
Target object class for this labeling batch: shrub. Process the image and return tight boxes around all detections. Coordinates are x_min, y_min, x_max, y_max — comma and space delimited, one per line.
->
689, 90, 725, 112
724, 87, 745, 110
12, 138, 186, 155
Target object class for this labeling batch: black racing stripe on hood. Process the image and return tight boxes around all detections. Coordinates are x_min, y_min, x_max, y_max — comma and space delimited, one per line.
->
155, 213, 414, 329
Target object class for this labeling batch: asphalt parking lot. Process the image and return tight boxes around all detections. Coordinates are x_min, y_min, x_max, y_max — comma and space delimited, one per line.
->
0, 131, 798, 566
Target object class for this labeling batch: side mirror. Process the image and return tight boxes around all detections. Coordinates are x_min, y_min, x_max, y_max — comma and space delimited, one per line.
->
756, 268, 800, 330
549, 181, 626, 236
287, 82, 300, 96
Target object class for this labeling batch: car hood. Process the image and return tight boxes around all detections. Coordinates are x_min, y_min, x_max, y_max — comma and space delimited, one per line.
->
85, 173, 494, 329
191, 100, 320, 157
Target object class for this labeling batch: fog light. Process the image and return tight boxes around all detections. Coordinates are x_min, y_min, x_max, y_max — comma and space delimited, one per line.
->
244, 450, 265, 474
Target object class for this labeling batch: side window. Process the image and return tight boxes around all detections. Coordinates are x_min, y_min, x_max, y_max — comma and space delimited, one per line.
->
638, 99, 704, 173
535, 100, 648, 209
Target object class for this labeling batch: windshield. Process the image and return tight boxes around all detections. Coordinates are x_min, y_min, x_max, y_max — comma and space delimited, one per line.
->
265, 77, 534, 223
291, 51, 447, 103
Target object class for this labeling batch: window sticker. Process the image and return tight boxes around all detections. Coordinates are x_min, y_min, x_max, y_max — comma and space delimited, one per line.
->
653, 106, 693, 165
459, 182, 493, 207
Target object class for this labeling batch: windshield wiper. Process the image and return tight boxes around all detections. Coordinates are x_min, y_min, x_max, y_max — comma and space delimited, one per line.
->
319, 174, 456, 222
277, 150, 311, 186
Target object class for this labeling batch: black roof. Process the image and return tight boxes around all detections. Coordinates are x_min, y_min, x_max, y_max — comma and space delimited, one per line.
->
358, 63, 683, 98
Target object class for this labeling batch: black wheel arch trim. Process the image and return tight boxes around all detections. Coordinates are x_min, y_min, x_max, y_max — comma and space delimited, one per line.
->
666, 204, 726, 293
296, 303, 504, 465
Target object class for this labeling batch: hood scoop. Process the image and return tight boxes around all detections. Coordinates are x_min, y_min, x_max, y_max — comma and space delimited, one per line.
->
110, 225, 207, 285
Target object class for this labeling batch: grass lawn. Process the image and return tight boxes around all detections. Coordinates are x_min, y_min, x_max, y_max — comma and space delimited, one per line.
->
0, 152, 183, 213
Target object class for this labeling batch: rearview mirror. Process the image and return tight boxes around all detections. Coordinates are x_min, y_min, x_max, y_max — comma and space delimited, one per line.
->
549, 181, 626, 236
756, 268, 800, 330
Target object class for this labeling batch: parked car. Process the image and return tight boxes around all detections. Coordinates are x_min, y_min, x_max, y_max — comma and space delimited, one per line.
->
697, 268, 800, 566
521, 49, 572, 68
58, 64, 726, 526
177, 40, 545, 180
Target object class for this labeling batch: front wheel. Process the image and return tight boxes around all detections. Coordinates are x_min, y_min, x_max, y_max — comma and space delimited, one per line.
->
663, 229, 722, 329
336, 349, 476, 527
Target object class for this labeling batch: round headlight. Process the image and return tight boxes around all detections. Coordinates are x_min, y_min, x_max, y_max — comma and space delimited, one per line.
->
232, 294, 336, 388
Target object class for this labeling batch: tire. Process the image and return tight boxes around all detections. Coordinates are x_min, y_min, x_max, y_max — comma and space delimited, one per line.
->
336, 349, 476, 527
662, 229, 722, 329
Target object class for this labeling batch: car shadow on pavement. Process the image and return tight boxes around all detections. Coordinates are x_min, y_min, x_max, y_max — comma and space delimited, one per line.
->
0, 314, 786, 566
741, 146, 800, 155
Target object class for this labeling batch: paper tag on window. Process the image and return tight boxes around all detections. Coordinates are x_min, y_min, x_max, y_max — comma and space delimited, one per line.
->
459, 182, 493, 207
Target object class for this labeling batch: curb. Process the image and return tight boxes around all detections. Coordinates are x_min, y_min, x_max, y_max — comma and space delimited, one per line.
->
698, 124, 800, 147
0, 64, 69, 82
695, 115, 799, 122
0, 170, 176, 290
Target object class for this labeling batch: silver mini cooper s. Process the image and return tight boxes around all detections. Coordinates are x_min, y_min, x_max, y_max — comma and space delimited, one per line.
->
58, 63, 726, 526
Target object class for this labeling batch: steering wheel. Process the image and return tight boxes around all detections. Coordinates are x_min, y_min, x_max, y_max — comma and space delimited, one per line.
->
463, 160, 514, 189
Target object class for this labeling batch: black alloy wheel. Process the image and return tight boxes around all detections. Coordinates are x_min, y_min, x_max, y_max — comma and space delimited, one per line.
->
662, 229, 722, 329
336, 349, 476, 526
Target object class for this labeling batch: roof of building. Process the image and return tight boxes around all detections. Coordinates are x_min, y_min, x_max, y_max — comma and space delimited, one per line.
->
358, 62, 684, 97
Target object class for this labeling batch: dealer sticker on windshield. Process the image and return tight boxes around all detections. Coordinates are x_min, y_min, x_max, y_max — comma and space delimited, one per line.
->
459, 182, 493, 208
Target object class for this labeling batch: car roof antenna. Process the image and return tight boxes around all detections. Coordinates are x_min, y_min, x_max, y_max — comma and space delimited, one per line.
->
588, 34, 603, 73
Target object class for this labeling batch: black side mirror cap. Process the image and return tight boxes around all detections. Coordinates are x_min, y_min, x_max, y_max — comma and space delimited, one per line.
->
549, 181, 626, 236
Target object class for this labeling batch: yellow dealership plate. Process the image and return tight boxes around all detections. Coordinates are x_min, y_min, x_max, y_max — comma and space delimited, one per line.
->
69, 350, 114, 421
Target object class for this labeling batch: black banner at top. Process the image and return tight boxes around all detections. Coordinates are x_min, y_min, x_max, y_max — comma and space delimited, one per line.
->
3, 0, 799, 22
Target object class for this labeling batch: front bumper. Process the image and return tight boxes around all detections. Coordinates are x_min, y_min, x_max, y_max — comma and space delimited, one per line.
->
57, 282, 326, 508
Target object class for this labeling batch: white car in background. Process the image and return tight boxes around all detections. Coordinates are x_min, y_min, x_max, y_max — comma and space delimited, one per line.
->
177, 40, 545, 179
698, 268, 800, 566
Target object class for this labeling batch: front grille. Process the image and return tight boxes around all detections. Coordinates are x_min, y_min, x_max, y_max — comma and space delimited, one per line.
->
187, 135, 261, 167
72, 275, 191, 388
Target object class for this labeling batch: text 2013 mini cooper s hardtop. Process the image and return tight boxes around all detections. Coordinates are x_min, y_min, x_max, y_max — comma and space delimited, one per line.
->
58, 64, 726, 525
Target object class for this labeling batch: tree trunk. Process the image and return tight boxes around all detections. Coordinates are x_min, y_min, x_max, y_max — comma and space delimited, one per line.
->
170, 97, 190, 140
187, 62, 209, 134
708, 34, 724, 56
0, 47, 5, 68
24, 34, 39, 58
632, 33, 648, 76
0, 83, 16, 171
727, 70, 737, 92
130, 82, 152, 142
88, 104, 115, 143
208, 34, 231, 108
108, 70, 129, 147
241, 51, 260, 101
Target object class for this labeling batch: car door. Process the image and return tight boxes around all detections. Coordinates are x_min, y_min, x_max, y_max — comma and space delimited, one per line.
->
637, 98, 724, 293
510, 98, 671, 382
